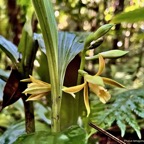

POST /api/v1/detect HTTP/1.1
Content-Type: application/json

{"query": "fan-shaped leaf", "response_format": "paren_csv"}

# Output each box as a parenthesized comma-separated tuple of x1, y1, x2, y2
(58, 32, 84, 83)
(34, 32, 84, 85)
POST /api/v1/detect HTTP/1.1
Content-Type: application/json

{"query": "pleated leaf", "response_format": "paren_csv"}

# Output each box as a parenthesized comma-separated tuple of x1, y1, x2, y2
(58, 32, 84, 83)
(35, 32, 84, 86)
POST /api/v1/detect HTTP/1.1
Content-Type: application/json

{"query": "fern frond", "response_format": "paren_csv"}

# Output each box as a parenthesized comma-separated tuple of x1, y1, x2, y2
(89, 88, 144, 139)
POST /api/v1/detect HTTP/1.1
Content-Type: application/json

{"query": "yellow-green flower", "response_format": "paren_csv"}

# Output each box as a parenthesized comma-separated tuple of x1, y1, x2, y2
(22, 75, 51, 101)
(62, 55, 125, 117)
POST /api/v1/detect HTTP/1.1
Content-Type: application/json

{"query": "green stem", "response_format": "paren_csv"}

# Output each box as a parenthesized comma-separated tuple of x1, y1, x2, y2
(51, 80, 61, 133)
(77, 49, 86, 84)
(75, 49, 87, 119)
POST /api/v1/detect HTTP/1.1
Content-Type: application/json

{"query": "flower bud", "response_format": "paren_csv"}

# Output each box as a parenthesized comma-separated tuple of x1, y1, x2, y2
(87, 38, 103, 50)
(84, 24, 114, 48)
(93, 24, 114, 40)
(85, 50, 129, 60)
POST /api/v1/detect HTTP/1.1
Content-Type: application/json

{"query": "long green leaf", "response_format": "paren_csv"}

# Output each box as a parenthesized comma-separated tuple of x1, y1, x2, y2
(0, 36, 19, 65)
(32, 0, 58, 71)
(32, 0, 60, 133)
(111, 7, 144, 23)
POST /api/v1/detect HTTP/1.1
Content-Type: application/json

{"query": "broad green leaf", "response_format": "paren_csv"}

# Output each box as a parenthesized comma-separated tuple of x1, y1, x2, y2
(111, 7, 144, 23)
(0, 35, 19, 65)
(13, 125, 86, 144)
(63, 125, 87, 144)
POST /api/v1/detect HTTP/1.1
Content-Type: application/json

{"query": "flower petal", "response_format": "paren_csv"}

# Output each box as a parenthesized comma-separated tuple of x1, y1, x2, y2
(102, 77, 125, 88)
(96, 54, 105, 76)
(62, 82, 86, 94)
(84, 84, 90, 117)
(20, 78, 31, 82)
(29, 75, 51, 86)
(26, 93, 47, 101)
(89, 83, 111, 103)
(85, 74, 104, 86)
(23, 86, 51, 94)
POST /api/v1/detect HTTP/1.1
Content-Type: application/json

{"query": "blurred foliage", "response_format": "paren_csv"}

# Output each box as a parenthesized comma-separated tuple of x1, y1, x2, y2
(0, 0, 144, 143)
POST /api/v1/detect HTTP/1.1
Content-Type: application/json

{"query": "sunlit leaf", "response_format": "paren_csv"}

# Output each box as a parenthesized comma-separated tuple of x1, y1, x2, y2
(111, 7, 144, 23)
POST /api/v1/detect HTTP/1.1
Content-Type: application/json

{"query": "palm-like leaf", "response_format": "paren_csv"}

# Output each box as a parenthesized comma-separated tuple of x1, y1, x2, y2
(35, 32, 84, 85)
(58, 32, 84, 84)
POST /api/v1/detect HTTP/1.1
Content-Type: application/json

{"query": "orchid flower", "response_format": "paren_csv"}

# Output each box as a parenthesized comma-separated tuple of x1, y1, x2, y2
(22, 75, 51, 101)
(62, 55, 125, 117)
